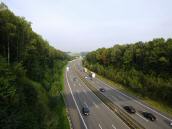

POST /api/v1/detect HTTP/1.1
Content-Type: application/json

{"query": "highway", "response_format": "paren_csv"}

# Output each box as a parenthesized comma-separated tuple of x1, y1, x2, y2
(64, 61, 130, 129)
(73, 58, 172, 129)
(64, 59, 172, 129)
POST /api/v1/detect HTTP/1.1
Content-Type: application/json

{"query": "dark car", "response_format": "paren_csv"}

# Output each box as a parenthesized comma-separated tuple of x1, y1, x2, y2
(99, 88, 105, 92)
(142, 112, 156, 121)
(169, 122, 172, 127)
(82, 106, 89, 116)
(170, 122, 172, 127)
(123, 106, 136, 114)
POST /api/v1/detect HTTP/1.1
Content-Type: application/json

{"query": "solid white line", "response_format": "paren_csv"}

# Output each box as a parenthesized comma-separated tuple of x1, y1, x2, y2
(95, 77, 172, 121)
(110, 96, 121, 107)
(66, 71, 88, 129)
(112, 124, 116, 129)
(111, 95, 118, 102)
(136, 113, 149, 122)
(93, 102, 99, 108)
(98, 124, 103, 129)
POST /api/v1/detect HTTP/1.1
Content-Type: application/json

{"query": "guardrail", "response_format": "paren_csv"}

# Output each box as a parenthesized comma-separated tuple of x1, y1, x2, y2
(72, 64, 145, 129)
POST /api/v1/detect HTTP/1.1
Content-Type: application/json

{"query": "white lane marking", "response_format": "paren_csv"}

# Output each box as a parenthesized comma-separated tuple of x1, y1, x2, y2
(93, 102, 99, 108)
(77, 76, 130, 129)
(66, 71, 88, 129)
(98, 124, 103, 129)
(111, 95, 118, 102)
(112, 124, 116, 129)
(84, 102, 88, 107)
(110, 96, 121, 107)
(136, 113, 148, 122)
(95, 77, 172, 121)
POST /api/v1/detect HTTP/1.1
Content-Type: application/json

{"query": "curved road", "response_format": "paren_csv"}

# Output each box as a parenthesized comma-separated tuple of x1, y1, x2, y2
(64, 61, 129, 129)
(74, 58, 172, 129)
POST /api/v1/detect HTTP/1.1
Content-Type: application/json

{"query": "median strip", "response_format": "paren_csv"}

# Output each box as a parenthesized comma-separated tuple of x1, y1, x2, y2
(73, 65, 145, 129)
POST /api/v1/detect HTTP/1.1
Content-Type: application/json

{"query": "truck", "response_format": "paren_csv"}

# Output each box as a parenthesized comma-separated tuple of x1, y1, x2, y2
(66, 66, 69, 71)
(89, 72, 96, 79)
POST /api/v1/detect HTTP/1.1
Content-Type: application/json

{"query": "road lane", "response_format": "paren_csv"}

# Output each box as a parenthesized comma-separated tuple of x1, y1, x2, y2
(74, 59, 172, 129)
(91, 77, 172, 129)
(64, 69, 85, 129)
(71, 71, 130, 129)
(66, 62, 130, 129)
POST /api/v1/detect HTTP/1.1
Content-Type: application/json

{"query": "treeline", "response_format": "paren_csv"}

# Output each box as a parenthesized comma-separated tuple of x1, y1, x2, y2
(0, 3, 70, 129)
(84, 38, 172, 105)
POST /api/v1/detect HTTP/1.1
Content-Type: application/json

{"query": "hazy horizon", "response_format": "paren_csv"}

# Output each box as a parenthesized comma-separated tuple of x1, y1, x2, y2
(3, 0, 172, 52)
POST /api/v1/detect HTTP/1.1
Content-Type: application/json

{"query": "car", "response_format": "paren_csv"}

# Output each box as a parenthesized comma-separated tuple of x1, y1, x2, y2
(170, 122, 172, 127)
(82, 106, 89, 116)
(123, 106, 136, 114)
(142, 112, 156, 121)
(99, 88, 105, 92)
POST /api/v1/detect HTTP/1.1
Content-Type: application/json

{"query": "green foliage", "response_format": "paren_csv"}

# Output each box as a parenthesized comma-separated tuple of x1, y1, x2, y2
(84, 38, 172, 106)
(0, 3, 70, 129)
(0, 56, 16, 100)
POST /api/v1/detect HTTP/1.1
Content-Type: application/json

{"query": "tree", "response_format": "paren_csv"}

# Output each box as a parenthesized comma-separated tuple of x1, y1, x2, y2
(84, 38, 172, 105)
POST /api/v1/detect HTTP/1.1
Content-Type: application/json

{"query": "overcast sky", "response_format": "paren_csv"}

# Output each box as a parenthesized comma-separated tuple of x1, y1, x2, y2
(3, 0, 172, 52)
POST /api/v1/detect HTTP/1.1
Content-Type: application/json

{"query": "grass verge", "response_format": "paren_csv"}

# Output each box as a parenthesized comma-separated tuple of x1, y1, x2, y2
(49, 63, 70, 129)
(57, 64, 70, 129)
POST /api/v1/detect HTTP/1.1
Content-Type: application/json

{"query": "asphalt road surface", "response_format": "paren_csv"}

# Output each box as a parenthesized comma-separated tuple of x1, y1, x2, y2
(64, 61, 130, 129)
(72, 58, 172, 129)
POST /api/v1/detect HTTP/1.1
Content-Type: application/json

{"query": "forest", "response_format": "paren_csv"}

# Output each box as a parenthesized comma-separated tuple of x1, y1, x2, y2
(0, 3, 70, 129)
(84, 38, 172, 106)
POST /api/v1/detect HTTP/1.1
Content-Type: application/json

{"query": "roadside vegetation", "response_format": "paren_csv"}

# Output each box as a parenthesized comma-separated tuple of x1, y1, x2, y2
(83, 38, 172, 113)
(95, 73, 172, 116)
(0, 3, 70, 129)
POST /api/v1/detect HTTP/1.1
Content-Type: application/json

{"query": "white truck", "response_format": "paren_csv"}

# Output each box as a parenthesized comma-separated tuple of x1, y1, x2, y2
(66, 66, 69, 71)
(89, 72, 96, 79)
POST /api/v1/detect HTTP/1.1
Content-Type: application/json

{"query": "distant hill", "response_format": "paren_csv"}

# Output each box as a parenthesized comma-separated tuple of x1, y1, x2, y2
(80, 52, 89, 56)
